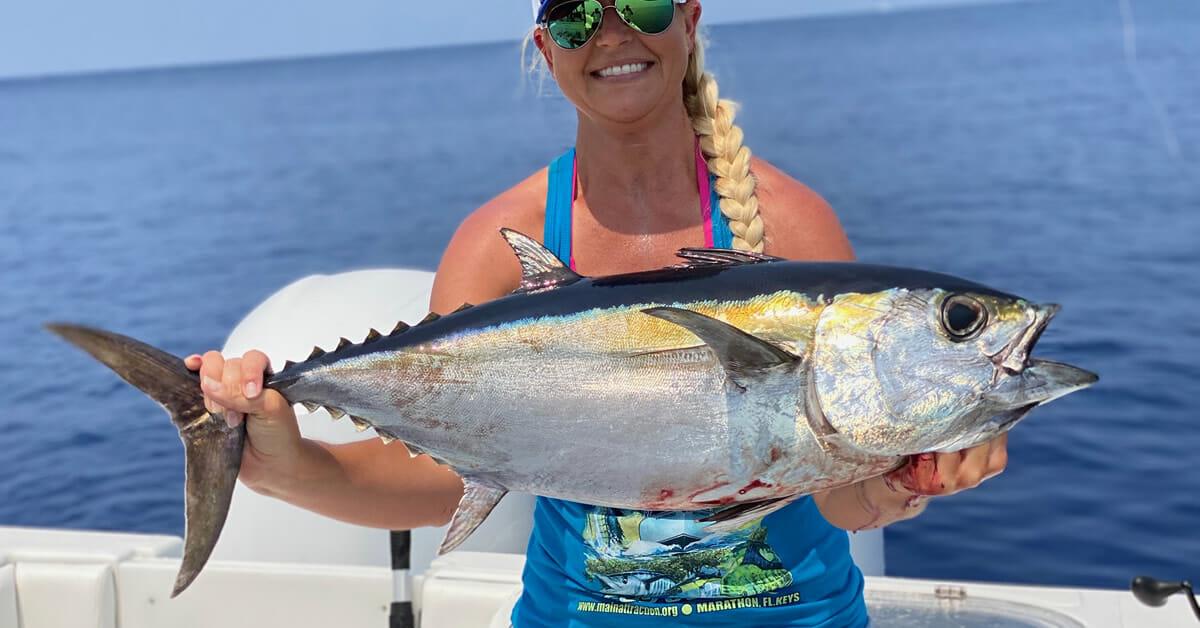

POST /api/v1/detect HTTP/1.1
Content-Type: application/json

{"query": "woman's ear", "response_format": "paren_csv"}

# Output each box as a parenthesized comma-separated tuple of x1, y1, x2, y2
(684, 0, 702, 47)
(534, 28, 555, 72)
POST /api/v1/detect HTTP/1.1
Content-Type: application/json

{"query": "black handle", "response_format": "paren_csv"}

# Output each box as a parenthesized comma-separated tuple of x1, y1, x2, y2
(1131, 576, 1200, 622)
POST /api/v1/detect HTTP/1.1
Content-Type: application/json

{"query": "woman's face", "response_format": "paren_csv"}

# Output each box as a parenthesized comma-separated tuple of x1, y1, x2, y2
(536, 1, 701, 126)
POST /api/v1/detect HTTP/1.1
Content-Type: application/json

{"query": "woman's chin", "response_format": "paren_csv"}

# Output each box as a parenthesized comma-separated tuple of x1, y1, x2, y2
(584, 97, 668, 126)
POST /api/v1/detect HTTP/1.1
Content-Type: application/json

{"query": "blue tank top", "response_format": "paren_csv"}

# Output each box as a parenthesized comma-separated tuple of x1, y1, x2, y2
(510, 148, 870, 627)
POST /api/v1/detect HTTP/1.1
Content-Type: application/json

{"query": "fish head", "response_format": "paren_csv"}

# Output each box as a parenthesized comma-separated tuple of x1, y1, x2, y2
(811, 288, 1097, 457)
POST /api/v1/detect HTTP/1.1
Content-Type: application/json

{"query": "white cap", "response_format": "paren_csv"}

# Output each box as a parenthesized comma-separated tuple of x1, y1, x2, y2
(531, 0, 540, 21)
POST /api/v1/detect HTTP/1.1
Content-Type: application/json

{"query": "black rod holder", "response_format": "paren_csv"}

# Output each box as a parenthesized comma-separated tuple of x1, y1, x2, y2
(1131, 576, 1200, 623)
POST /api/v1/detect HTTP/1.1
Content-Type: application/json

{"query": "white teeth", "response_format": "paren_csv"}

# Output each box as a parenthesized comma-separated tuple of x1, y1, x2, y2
(597, 62, 649, 78)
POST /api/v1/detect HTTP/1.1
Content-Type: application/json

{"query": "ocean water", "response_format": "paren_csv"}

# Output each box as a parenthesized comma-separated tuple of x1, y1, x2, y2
(2, 0, 1197, 591)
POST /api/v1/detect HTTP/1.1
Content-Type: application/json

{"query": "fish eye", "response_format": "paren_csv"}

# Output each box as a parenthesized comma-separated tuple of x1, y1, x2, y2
(941, 295, 987, 341)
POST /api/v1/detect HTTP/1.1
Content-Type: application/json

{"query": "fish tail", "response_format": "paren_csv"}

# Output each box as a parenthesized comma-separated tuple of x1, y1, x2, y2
(45, 323, 243, 597)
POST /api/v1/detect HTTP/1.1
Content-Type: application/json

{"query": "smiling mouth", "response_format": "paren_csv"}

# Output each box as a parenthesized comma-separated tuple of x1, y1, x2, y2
(592, 62, 653, 79)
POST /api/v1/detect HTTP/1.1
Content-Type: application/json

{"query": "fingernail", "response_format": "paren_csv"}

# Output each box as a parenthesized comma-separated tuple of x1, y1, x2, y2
(203, 376, 223, 394)
(244, 381, 259, 399)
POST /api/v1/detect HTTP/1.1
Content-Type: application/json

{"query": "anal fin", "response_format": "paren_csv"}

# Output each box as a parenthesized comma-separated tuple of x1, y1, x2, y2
(700, 495, 801, 535)
(438, 479, 508, 555)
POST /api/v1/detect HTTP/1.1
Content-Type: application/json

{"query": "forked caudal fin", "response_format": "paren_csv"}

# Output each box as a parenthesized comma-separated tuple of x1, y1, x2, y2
(45, 324, 243, 597)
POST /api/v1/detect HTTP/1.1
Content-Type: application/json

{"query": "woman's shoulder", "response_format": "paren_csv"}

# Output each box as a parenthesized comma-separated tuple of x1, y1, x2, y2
(429, 168, 551, 312)
(750, 157, 856, 262)
(458, 167, 550, 243)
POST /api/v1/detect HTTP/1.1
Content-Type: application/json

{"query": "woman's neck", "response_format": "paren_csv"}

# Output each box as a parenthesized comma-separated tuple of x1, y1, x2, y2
(573, 107, 700, 231)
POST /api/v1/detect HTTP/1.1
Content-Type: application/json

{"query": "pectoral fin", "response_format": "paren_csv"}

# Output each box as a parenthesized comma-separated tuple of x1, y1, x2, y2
(641, 307, 801, 388)
(437, 479, 508, 555)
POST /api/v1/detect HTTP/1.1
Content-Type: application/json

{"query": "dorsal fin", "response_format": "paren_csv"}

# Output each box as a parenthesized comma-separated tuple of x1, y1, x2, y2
(419, 312, 441, 325)
(500, 228, 583, 295)
(364, 328, 383, 343)
(390, 321, 411, 336)
(452, 302, 474, 314)
(335, 337, 352, 351)
(307, 346, 326, 360)
(675, 248, 785, 268)
(283, 360, 297, 371)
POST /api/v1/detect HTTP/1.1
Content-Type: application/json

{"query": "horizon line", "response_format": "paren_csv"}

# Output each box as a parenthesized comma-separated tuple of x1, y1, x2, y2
(0, 0, 1037, 86)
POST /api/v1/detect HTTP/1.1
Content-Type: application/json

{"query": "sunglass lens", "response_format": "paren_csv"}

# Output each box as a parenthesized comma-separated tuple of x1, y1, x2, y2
(547, 0, 603, 49)
(616, 0, 677, 35)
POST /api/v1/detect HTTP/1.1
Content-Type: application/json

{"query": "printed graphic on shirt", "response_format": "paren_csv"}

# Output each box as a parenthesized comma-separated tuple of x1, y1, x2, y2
(582, 508, 793, 602)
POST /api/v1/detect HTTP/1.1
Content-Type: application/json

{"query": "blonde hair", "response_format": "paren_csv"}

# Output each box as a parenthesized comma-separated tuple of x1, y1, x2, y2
(684, 33, 763, 253)
(522, 15, 764, 253)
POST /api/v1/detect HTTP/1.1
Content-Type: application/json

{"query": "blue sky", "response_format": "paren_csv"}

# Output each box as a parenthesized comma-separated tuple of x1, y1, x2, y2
(0, 0, 1002, 79)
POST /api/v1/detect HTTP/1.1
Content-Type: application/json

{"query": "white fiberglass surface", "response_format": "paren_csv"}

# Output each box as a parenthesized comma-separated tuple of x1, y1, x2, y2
(866, 591, 1085, 628)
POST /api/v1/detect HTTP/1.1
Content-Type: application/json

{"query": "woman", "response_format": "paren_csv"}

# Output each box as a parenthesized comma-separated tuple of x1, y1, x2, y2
(190, 1, 1008, 625)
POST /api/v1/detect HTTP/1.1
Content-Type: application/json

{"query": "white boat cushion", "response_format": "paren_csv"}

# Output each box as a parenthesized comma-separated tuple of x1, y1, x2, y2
(15, 562, 115, 628)
(215, 270, 535, 572)
(0, 564, 17, 628)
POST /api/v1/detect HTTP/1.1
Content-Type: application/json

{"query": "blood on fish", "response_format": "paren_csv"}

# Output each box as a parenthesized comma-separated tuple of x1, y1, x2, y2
(887, 452, 942, 495)
(687, 481, 730, 503)
(738, 479, 773, 495)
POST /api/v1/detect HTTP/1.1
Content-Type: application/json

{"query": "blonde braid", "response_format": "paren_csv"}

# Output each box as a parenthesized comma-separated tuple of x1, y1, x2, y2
(684, 36, 764, 253)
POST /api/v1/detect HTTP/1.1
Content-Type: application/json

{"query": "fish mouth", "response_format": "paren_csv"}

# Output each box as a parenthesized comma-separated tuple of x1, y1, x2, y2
(993, 303, 1060, 374)
(986, 303, 1098, 406)
(1022, 358, 1100, 401)
(987, 358, 1099, 411)
(994, 401, 1040, 429)
(948, 360, 1097, 452)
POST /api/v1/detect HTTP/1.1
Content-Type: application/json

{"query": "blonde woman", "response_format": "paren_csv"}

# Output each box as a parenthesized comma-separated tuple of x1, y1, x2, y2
(191, 1, 1008, 625)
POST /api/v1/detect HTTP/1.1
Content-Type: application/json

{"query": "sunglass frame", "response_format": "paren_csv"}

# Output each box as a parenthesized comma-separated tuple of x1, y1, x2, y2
(540, 0, 689, 50)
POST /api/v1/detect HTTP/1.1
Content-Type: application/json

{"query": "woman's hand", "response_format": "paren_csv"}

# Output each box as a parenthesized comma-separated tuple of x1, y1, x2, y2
(182, 350, 463, 529)
(885, 434, 1009, 497)
(184, 350, 305, 493)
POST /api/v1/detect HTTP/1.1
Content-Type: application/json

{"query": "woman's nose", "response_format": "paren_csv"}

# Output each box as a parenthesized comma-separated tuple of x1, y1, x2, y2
(593, 4, 635, 46)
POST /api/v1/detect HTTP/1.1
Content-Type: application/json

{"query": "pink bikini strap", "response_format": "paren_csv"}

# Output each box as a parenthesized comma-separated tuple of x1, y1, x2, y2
(695, 139, 716, 248)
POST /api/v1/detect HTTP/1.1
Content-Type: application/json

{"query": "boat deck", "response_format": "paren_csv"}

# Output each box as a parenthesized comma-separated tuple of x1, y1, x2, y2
(1, 526, 1194, 627)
